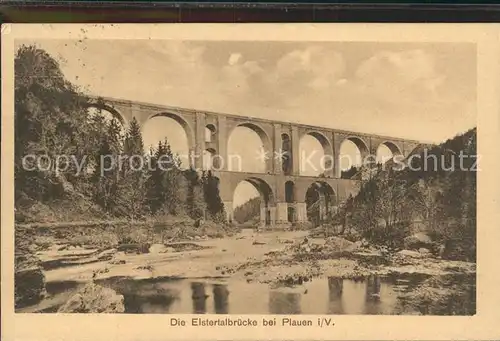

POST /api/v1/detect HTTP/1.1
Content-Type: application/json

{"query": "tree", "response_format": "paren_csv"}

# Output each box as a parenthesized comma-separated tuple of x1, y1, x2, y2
(146, 140, 169, 214)
(202, 171, 225, 222)
(305, 187, 321, 226)
(163, 153, 187, 215)
(350, 177, 379, 240)
(123, 118, 144, 162)
(373, 173, 414, 247)
(341, 166, 360, 179)
(91, 118, 123, 213)
(116, 117, 146, 218)
(335, 194, 353, 235)
(414, 178, 445, 232)
(145, 139, 186, 216)
(185, 168, 206, 221)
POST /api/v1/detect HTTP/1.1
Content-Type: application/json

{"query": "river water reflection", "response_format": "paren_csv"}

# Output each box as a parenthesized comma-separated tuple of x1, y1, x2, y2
(81, 274, 427, 315)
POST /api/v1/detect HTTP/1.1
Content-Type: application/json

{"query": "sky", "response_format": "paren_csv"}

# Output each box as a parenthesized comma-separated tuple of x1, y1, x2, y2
(17, 39, 477, 208)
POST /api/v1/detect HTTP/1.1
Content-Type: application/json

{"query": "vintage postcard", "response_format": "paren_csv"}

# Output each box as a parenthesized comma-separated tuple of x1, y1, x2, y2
(2, 23, 500, 340)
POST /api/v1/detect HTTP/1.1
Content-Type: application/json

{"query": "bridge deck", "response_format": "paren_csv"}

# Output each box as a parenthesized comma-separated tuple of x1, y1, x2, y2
(87, 95, 423, 144)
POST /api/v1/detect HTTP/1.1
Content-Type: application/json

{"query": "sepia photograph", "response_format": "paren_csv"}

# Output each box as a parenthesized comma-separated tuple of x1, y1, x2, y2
(2, 22, 500, 341)
(11, 35, 479, 316)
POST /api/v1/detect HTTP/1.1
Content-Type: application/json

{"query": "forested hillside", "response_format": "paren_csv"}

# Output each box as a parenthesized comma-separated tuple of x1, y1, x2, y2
(14, 45, 226, 224)
(233, 197, 261, 224)
(333, 128, 477, 261)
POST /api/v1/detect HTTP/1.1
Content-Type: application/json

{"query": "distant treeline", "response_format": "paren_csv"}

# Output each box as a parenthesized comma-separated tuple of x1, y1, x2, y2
(233, 197, 261, 224)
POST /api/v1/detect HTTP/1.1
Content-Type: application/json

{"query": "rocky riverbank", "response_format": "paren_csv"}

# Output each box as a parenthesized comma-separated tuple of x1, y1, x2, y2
(14, 219, 235, 309)
(16, 227, 476, 314)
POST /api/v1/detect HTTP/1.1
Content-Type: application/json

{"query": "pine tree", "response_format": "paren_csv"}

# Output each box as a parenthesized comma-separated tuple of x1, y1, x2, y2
(164, 149, 186, 216)
(92, 118, 123, 213)
(185, 168, 206, 221)
(145, 140, 167, 214)
(117, 117, 146, 218)
(144, 138, 186, 217)
(123, 118, 144, 165)
(202, 171, 225, 222)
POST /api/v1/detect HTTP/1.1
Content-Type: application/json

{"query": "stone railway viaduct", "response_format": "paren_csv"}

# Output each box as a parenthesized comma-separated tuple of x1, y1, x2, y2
(88, 96, 421, 227)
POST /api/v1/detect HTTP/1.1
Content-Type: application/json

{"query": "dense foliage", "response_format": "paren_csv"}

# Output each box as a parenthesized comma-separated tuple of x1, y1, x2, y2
(14, 45, 226, 223)
(341, 166, 361, 179)
(334, 129, 477, 261)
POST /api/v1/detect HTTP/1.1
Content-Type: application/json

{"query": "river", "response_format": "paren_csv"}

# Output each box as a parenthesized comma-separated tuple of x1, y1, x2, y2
(19, 229, 476, 315)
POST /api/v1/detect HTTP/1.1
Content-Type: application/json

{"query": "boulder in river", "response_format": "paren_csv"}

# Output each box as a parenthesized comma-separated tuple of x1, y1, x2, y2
(325, 236, 358, 252)
(404, 232, 433, 250)
(419, 248, 431, 256)
(149, 243, 167, 254)
(15, 265, 46, 309)
(57, 282, 125, 313)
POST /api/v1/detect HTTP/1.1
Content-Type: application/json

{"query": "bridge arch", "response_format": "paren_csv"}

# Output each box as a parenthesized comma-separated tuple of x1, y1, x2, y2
(145, 112, 195, 161)
(339, 136, 370, 177)
(343, 136, 369, 156)
(378, 140, 402, 158)
(241, 177, 275, 206)
(299, 130, 334, 176)
(227, 122, 273, 173)
(232, 177, 275, 226)
(304, 181, 337, 226)
(376, 140, 402, 165)
(86, 103, 126, 126)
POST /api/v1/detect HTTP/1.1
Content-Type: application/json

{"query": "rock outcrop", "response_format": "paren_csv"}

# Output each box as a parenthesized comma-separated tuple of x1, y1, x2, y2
(15, 226, 46, 309)
(325, 236, 358, 252)
(57, 282, 125, 313)
(15, 265, 46, 309)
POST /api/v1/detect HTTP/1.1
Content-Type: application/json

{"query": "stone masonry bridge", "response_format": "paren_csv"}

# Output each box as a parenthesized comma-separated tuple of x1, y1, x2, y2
(87, 96, 421, 227)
